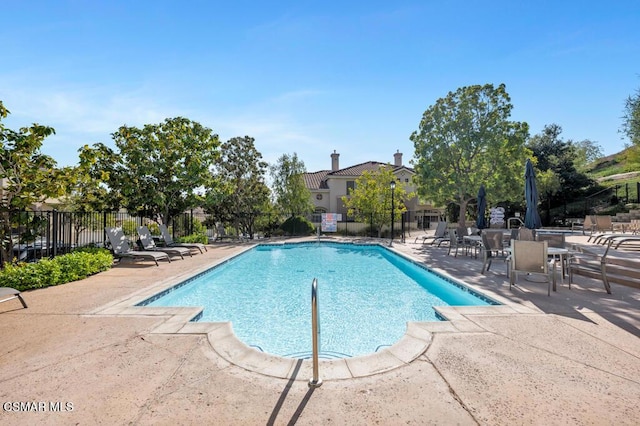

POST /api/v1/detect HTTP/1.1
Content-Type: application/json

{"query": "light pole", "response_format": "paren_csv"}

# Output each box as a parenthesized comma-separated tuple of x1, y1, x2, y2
(390, 180, 396, 246)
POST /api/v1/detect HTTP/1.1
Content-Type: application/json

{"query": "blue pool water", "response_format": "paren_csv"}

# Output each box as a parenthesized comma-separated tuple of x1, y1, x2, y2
(142, 242, 497, 358)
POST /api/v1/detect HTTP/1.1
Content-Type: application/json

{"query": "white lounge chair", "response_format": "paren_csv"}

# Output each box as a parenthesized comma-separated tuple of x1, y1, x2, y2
(105, 227, 170, 266)
(0, 287, 28, 308)
(158, 224, 207, 254)
(415, 221, 448, 245)
(137, 226, 192, 259)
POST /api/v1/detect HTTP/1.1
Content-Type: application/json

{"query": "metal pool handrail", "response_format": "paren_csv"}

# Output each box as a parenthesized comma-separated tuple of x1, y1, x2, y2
(308, 278, 322, 388)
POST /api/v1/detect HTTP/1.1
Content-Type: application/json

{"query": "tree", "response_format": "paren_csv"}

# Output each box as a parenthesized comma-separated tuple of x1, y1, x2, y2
(527, 124, 595, 220)
(0, 101, 72, 264)
(269, 152, 313, 217)
(410, 83, 530, 227)
(536, 168, 562, 225)
(571, 139, 603, 171)
(83, 117, 220, 225)
(207, 136, 270, 239)
(621, 85, 640, 164)
(341, 166, 411, 237)
(621, 85, 640, 146)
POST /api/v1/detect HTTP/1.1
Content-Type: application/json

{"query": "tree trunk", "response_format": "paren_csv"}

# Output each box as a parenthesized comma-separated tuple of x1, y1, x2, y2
(458, 199, 468, 228)
(0, 211, 13, 267)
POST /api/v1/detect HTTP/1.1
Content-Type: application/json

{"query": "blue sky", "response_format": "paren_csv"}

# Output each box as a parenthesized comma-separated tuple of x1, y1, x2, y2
(2, 1, 639, 173)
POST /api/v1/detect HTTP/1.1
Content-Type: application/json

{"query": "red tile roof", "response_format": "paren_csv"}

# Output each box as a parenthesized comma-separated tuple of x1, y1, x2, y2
(303, 170, 330, 189)
(303, 161, 414, 189)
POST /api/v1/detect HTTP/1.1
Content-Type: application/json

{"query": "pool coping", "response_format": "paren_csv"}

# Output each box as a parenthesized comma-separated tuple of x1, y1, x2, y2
(90, 241, 537, 381)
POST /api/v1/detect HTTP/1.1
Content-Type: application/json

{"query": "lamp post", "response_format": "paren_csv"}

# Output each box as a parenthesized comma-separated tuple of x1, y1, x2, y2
(390, 180, 396, 246)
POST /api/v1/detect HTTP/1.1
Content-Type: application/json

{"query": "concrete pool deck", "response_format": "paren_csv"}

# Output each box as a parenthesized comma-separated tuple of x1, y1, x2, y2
(1, 235, 639, 424)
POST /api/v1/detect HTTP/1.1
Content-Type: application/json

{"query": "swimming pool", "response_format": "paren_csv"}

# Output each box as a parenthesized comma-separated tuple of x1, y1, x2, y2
(141, 242, 497, 358)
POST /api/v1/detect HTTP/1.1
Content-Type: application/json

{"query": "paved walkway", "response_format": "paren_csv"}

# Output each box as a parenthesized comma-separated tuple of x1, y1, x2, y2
(1, 236, 639, 425)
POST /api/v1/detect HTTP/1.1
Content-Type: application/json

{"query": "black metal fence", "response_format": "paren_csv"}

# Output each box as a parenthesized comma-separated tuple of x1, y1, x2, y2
(2, 208, 451, 266)
(584, 182, 640, 215)
(0, 210, 215, 266)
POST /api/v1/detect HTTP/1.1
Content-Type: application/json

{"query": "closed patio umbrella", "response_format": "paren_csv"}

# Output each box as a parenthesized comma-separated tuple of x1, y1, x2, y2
(476, 185, 487, 229)
(524, 159, 542, 229)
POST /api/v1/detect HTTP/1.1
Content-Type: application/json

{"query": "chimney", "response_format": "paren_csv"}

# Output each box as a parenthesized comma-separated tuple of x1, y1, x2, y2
(331, 150, 340, 171)
(394, 150, 402, 167)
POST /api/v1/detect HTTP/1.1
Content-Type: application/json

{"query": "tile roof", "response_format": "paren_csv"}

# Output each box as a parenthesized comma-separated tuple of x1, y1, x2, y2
(328, 161, 388, 176)
(303, 161, 415, 189)
(303, 170, 330, 189)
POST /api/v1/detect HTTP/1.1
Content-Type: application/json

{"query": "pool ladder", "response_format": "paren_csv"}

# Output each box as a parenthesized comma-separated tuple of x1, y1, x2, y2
(309, 278, 322, 388)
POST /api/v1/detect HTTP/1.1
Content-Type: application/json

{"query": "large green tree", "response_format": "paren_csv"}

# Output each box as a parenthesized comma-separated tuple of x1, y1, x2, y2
(0, 101, 72, 264)
(527, 124, 596, 219)
(207, 136, 270, 238)
(269, 152, 313, 217)
(341, 166, 411, 237)
(571, 139, 603, 171)
(83, 117, 220, 225)
(621, 85, 640, 164)
(410, 83, 530, 227)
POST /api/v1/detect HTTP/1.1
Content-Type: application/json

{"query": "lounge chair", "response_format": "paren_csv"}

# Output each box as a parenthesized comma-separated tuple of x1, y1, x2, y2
(0, 287, 28, 309)
(509, 240, 556, 296)
(414, 221, 447, 245)
(105, 227, 170, 266)
(572, 215, 596, 235)
(137, 226, 192, 259)
(158, 224, 207, 254)
(216, 225, 235, 241)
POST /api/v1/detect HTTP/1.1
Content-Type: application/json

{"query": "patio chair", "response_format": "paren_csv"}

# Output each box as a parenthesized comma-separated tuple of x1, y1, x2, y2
(216, 225, 235, 241)
(105, 227, 170, 266)
(572, 215, 596, 235)
(481, 230, 509, 274)
(447, 228, 465, 257)
(414, 221, 447, 245)
(136, 226, 192, 259)
(537, 233, 567, 276)
(536, 233, 565, 248)
(594, 215, 625, 233)
(158, 224, 207, 254)
(518, 228, 536, 241)
(509, 240, 556, 296)
(0, 287, 28, 309)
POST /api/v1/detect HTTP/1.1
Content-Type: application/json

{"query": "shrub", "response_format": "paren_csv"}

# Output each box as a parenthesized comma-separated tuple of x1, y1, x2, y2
(0, 248, 113, 292)
(146, 222, 160, 235)
(280, 216, 315, 236)
(191, 218, 207, 235)
(176, 233, 208, 244)
(121, 219, 138, 237)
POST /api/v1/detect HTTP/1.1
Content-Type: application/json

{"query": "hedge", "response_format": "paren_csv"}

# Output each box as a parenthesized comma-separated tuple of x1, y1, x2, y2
(280, 216, 316, 236)
(0, 248, 114, 292)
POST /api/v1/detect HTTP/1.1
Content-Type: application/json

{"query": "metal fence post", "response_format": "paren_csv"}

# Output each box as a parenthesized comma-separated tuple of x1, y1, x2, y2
(51, 210, 58, 258)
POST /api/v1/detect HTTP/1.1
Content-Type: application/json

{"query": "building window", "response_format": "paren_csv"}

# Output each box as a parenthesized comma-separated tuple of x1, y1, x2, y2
(346, 181, 355, 195)
(316, 194, 323, 200)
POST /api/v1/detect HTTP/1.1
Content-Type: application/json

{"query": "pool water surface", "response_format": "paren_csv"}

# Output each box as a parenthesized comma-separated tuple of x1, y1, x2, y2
(142, 242, 496, 358)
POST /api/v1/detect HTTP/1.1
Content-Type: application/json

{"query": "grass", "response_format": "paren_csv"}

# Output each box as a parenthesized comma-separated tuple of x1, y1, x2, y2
(583, 147, 640, 206)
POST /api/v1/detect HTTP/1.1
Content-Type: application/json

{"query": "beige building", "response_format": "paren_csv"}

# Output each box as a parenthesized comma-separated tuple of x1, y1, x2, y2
(303, 150, 444, 229)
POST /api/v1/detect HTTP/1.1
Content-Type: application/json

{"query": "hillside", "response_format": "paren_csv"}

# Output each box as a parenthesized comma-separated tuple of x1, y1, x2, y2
(582, 146, 640, 209)
(585, 146, 639, 179)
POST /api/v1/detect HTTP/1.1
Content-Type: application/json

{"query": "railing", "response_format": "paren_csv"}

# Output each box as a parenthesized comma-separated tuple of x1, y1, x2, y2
(507, 217, 524, 229)
(0, 210, 216, 267)
(308, 278, 322, 388)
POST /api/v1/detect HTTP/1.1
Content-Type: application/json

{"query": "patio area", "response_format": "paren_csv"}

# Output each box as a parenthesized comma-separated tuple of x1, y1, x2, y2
(1, 235, 639, 425)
